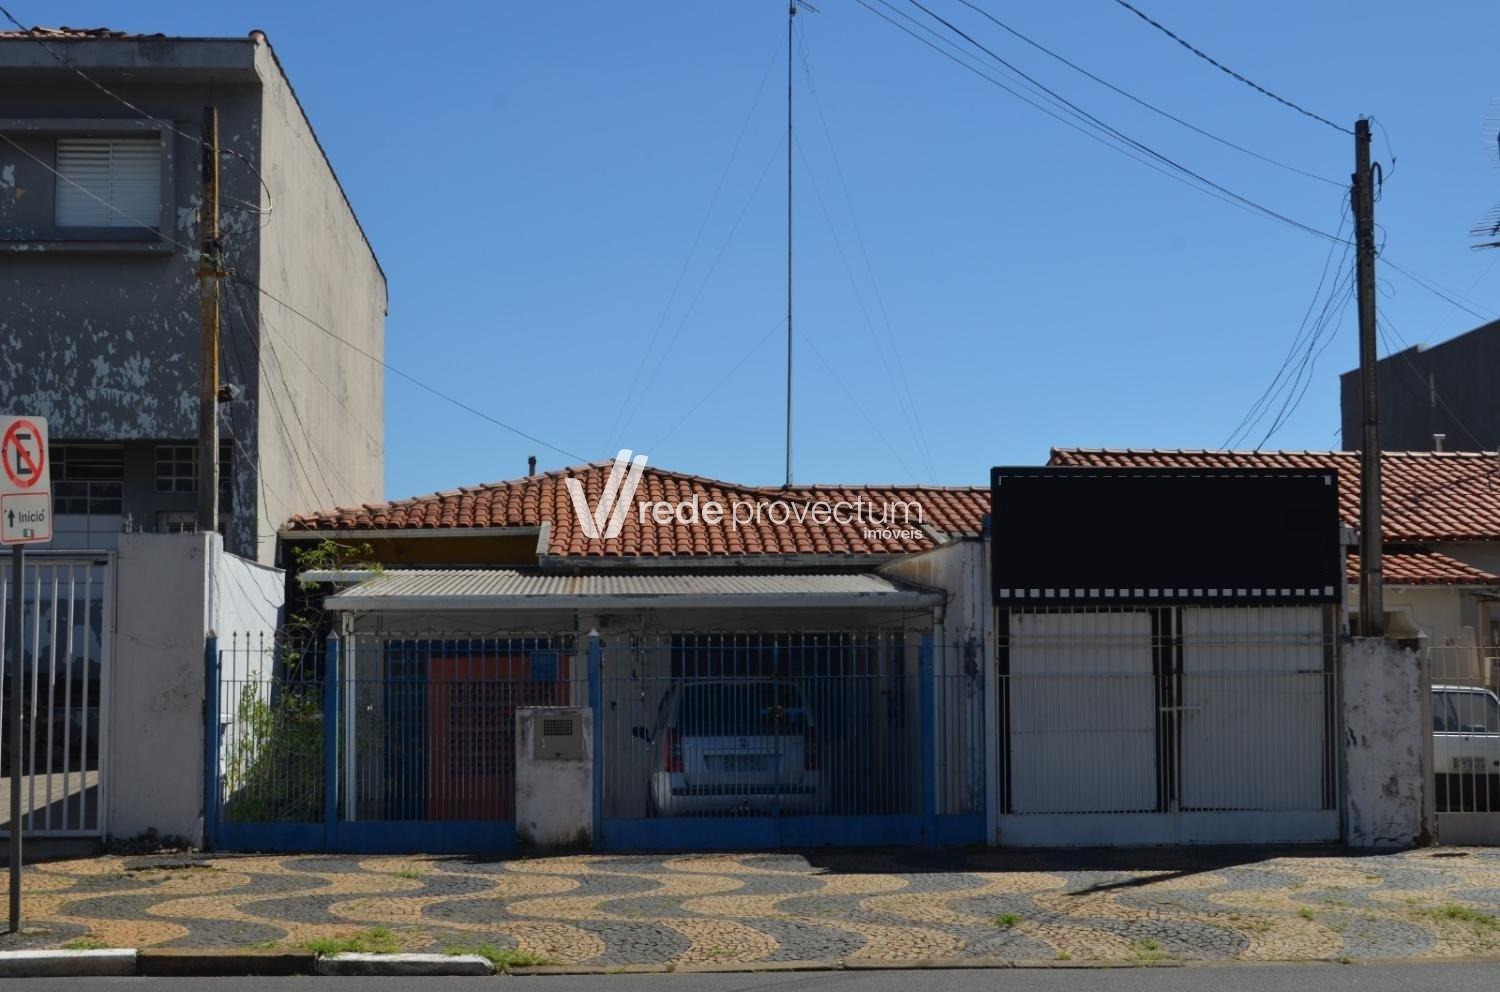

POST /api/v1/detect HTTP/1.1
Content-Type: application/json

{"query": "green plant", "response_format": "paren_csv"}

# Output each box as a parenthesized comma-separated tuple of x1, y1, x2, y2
(62, 937, 106, 951)
(221, 676, 324, 823)
(395, 869, 423, 880)
(446, 944, 551, 970)
(1054, 951, 1072, 961)
(305, 928, 400, 956)
(1425, 904, 1498, 928)
(1128, 938, 1171, 963)
(993, 913, 1021, 928)
(1298, 907, 1315, 921)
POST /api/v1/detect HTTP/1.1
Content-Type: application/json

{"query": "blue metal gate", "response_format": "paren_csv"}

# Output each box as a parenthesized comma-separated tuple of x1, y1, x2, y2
(593, 631, 984, 850)
(208, 629, 984, 853)
(208, 632, 577, 853)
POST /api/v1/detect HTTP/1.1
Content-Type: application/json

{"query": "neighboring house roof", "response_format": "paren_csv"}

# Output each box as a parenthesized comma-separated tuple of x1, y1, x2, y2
(1050, 448, 1500, 543)
(286, 462, 990, 559)
(1353, 550, 1499, 587)
(0, 26, 156, 39)
(326, 570, 944, 612)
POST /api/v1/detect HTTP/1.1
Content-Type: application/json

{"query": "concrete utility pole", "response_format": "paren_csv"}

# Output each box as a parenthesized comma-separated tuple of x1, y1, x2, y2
(1353, 118, 1383, 636)
(198, 105, 222, 534)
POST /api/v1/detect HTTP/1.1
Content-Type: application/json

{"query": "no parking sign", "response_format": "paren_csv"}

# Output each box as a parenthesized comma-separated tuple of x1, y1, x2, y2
(0, 416, 51, 545)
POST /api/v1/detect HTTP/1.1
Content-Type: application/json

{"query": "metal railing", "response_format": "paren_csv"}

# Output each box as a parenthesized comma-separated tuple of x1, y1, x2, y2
(599, 632, 984, 823)
(998, 605, 1338, 817)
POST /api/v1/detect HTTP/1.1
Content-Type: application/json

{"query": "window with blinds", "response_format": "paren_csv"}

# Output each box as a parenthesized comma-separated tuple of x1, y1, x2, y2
(54, 137, 162, 229)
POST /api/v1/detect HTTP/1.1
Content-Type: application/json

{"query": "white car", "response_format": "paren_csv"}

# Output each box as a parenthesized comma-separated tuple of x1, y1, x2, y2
(1432, 684, 1500, 813)
(636, 679, 819, 817)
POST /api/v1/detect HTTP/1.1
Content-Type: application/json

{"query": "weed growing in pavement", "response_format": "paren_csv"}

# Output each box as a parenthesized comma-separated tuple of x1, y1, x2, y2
(395, 869, 423, 880)
(1128, 938, 1172, 963)
(62, 938, 107, 951)
(445, 944, 550, 970)
(1297, 907, 1315, 920)
(1426, 904, 1497, 928)
(304, 927, 400, 956)
(993, 913, 1021, 928)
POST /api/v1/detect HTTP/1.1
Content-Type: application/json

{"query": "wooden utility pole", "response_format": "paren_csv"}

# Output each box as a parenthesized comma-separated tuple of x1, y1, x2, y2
(1353, 118, 1383, 636)
(198, 105, 222, 534)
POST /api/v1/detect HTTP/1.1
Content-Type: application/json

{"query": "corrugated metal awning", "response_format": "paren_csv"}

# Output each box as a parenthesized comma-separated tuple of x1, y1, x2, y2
(326, 570, 943, 612)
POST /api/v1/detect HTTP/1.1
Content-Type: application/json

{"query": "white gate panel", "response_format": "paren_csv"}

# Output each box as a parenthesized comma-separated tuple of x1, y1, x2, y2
(1179, 607, 1328, 812)
(1007, 611, 1156, 814)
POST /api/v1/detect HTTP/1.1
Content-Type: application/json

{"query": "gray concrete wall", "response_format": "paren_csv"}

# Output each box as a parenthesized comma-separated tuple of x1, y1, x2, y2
(107, 531, 281, 844)
(1339, 319, 1500, 451)
(0, 36, 385, 563)
(1341, 636, 1430, 847)
(251, 39, 385, 560)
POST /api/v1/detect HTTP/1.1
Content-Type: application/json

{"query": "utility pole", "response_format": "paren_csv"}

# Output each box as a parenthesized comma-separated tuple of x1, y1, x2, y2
(7, 541, 21, 932)
(785, 1, 796, 488)
(198, 106, 222, 535)
(1353, 117, 1383, 636)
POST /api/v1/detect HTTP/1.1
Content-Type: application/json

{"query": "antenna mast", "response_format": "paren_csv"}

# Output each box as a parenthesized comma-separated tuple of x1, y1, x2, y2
(785, 0, 796, 487)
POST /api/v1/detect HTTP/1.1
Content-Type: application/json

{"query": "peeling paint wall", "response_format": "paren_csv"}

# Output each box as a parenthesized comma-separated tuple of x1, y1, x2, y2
(0, 37, 385, 563)
(1341, 636, 1429, 847)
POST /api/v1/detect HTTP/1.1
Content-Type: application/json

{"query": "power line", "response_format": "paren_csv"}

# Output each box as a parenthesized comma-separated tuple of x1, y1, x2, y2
(952, 0, 1342, 186)
(2, 119, 583, 471)
(797, 327, 921, 481)
(649, 317, 785, 452)
(0, 3, 273, 218)
(852, 0, 1347, 245)
(901, 0, 1345, 244)
(602, 30, 786, 457)
(797, 24, 940, 481)
(609, 133, 788, 449)
(1110, 0, 1351, 135)
(1223, 196, 1352, 448)
(229, 272, 589, 464)
(1381, 257, 1498, 324)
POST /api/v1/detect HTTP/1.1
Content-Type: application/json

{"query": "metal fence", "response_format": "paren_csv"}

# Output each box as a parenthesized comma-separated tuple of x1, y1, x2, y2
(0, 557, 111, 837)
(1428, 644, 1500, 828)
(596, 631, 984, 848)
(212, 628, 983, 852)
(998, 605, 1338, 818)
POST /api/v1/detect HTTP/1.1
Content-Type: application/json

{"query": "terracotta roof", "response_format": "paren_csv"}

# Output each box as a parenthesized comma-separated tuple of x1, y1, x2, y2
(1049, 448, 1500, 543)
(1353, 550, 1499, 587)
(0, 26, 162, 40)
(286, 462, 990, 559)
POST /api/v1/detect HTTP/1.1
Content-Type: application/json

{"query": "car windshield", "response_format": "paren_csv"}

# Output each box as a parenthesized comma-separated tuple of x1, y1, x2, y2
(677, 682, 808, 736)
(1447, 691, 1500, 733)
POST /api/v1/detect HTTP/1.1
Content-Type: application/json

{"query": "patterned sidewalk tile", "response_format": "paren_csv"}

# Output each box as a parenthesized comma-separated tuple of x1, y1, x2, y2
(0, 848, 1496, 964)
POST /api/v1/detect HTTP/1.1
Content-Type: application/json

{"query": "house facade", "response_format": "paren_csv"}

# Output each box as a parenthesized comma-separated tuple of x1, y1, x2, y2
(0, 26, 385, 562)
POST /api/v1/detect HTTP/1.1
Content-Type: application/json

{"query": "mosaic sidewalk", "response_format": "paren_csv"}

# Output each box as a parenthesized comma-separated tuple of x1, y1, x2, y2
(3, 848, 1499, 966)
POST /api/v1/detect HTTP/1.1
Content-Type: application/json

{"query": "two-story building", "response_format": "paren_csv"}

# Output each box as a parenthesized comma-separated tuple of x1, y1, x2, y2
(0, 26, 385, 562)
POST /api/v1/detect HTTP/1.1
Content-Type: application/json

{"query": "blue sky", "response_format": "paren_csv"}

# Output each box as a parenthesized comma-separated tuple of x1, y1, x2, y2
(33, 1, 1500, 498)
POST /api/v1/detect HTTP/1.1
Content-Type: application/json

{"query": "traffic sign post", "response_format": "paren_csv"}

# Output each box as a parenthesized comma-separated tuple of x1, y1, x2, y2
(1, 415, 48, 934)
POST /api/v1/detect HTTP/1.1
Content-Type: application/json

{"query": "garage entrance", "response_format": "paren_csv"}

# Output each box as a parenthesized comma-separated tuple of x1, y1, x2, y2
(997, 606, 1340, 846)
(596, 631, 984, 850)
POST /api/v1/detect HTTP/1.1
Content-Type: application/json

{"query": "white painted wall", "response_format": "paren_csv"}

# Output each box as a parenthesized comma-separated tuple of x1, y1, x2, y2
(1341, 637, 1429, 847)
(108, 533, 281, 844)
(514, 707, 593, 851)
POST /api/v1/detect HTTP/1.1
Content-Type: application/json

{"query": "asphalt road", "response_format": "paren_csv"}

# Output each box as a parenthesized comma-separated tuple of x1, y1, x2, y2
(7, 963, 1500, 991)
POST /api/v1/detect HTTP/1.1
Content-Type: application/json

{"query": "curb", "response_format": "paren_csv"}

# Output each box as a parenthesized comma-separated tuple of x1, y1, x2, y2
(0, 950, 137, 978)
(315, 953, 494, 977)
(137, 948, 317, 977)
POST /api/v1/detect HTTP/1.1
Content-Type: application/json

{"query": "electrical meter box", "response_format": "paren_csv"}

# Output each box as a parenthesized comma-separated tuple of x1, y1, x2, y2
(533, 709, 586, 761)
